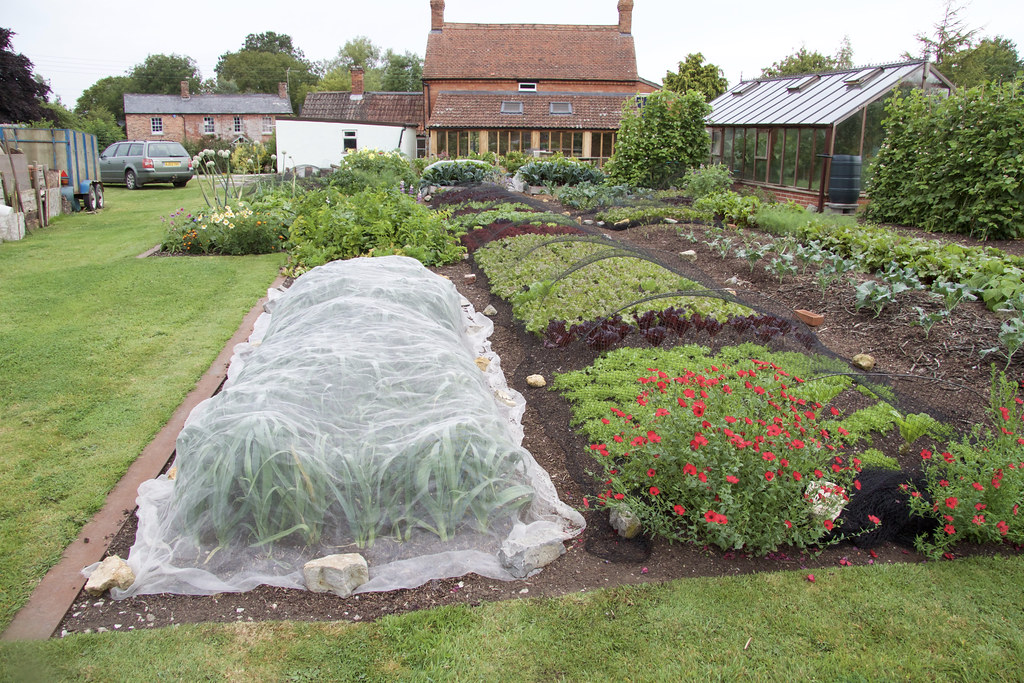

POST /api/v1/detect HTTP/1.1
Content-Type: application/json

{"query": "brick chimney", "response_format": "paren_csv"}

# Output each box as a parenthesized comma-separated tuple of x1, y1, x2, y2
(617, 0, 633, 34)
(180, 80, 190, 99)
(430, 0, 445, 31)
(351, 67, 364, 99)
(278, 81, 288, 99)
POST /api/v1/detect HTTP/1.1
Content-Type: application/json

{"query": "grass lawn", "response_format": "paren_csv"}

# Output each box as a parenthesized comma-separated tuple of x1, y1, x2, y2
(1, 556, 1022, 680)
(0, 184, 284, 631)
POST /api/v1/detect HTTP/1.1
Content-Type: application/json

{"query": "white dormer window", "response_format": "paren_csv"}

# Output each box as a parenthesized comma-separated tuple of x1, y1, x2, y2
(844, 67, 883, 87)
(518, 82, 537, 92)
(787, 75, 820, 92)
(549, 102, 573, 115)
(501, 101, 524, 114)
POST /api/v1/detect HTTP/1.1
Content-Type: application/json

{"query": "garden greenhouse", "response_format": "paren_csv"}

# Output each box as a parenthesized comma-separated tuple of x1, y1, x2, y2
(706, 59, 952, 209)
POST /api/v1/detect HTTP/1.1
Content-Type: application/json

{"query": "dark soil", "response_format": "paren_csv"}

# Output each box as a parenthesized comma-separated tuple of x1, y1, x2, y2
(58, 192, 1023, 637)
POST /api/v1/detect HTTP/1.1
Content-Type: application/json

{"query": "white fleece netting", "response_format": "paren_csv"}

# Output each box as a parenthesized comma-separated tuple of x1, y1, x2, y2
(106, 256, 583, 597)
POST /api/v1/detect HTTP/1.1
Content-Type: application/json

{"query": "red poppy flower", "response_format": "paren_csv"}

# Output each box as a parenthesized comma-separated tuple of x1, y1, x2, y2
(944, 524, 956, 535)
(765, 471, 775, 482)
(920, 449, 932, 460)
(649, 486, 660, 496)
(939, 479, 949, 487)
(614, 493, 625, 500)
(868, 515, 881, 525)
(762, 452, 776, 461)
(647, 468, 656, 477)
(1000, 406, 1011, 421)
(823, 519, 834, 531)
(704, 510, 716, 523)
(972, 482, 985, 491)
(673, 504, 686, 515)
(677, 398, 688, 408)
(997, 520, 1009, 536)
(726, 475, 739, 484)
(683, 463, 698, 476)
(601, 418, 610, 425)
(793, 471, 802, 481)
(814, 469, 823, 478)
(945, 497, 958, 509)
(647, 431, 662, 444)
(854, 480, 862, 490)
(692, 401, 706, 418)
(654, 408, 670, 417)
(975, 503, 986, 511)
(972, 515, 985, 525)
(583, 497, 589, 509)
(943, 452, 955, 464)
(698, 472, 708, 483)
(784, 520, 793, 529)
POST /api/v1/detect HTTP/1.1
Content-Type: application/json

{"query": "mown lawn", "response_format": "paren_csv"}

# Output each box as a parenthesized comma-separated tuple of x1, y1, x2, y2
(2, 556, 1022, 681)
(0, 184, 284, 630)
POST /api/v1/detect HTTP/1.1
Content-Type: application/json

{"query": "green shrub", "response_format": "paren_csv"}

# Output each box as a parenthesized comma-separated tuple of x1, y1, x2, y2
(557, 182, 637, 210)
(692, 191, 761, 227)
(517, 157, 605, 187)
(866, 80, 1024, 240)
(500, 151, 528, 175)
(287, 187, 462, 274)
(420, 159, 500, 188)
(160, 202, 288, 255)
(751, 203, 817, 235)
(329, 149, 416, 195)
(230, 140, 275, 174)
(679, 163, 733, 199)
(605, 90, 712, 189)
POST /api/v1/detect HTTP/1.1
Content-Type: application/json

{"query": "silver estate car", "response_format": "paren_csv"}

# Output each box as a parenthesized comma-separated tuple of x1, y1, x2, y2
(99, 140, 194, 189)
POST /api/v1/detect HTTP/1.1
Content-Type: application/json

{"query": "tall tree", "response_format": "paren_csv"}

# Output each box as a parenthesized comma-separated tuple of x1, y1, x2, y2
(75, 75, 132, 121)
(380, 50, 423, 92)
(946, 36, 1022, 87)
(216, 33, 317, 111)
(325, 36, 382, 72)
(663, 53, 728, 102)
(760, 46, 841, 78)
(0, 28, 51, 123)
(129, 54, 202, 95)
(907, 0, 978, 70)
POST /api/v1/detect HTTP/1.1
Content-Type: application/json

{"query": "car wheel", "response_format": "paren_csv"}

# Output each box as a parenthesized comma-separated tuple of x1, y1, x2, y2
(172, 180, 188, 188)
(84, 186, 97, 211)
(94, 184, 105, 209)
(125, 169, 138, 190)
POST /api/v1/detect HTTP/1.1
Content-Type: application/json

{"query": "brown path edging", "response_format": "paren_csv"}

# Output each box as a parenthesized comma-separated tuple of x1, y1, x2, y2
(1, 276, 285, 641)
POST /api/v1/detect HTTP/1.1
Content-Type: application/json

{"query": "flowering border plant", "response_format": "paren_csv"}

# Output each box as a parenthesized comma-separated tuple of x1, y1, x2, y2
(584, 353, 863, 555)
(906, 369, 1024, 558)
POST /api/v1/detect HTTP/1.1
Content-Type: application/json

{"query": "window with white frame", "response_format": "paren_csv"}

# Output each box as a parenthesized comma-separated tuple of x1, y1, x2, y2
(518, 82, 537, 92)
(151, 117, 163, 134)
(203, 116, 215, 134)
(233, 116, 242, 133)
(343, 130, 357, 152)
(262, 116, 273, 134)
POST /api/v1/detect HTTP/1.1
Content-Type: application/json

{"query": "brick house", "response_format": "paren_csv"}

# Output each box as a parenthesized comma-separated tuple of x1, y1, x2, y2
(423, 0, 657, 163)
(123, 82, 293, 144)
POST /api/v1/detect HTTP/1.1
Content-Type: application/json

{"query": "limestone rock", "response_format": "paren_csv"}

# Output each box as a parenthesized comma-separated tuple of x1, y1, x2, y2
(475, 356, 492, 372)
(526, 374, 546, 388)
(679, 249, 698, 262)
(494, 389, 517, 407)
(852, 353, 876, 371)
(610, 507, 642, 539)
(482, 305, 497, 316)
(498, 522, 567, 578)
(664, 218, 678, 224)
(166, 466, 177, 481)
(583, 219, 595, 225)
(303, 554, 369, 598)
(85, 556, 135, 596)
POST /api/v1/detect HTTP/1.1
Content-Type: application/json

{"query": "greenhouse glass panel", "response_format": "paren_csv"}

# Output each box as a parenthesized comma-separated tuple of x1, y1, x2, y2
(783, 129, 799, 186)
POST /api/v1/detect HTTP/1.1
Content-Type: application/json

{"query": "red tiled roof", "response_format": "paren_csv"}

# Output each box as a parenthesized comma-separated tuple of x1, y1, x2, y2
(427, 91, 635, 130)
(299, 92, 423, 126)
(423, 23, 638, 81)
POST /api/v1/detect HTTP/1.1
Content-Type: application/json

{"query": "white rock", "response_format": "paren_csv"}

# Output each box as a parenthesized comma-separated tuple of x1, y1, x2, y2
(499, 522, 567, 578)
(85, 556, 135, 596)
(463, 273, 477, 284)
(664, 218, 679, 224)
(583, 219, 595, 225)
(482, 305, 498, 316)
(526, 374, 546, 388)
(610, 507, 642, 538)
(679, 250, 698, 262)
(303, 554, 369, 598)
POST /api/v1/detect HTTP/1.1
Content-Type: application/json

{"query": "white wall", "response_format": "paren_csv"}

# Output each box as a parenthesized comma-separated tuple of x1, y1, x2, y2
(274, 119, 418, 170)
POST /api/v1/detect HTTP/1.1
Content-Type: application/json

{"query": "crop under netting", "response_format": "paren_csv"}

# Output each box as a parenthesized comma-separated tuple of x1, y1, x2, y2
(109, 256, 584, 597)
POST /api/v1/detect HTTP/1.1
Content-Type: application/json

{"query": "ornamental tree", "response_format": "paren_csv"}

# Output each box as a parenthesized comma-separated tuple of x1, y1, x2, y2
(605, 89, 711, 189)
(0, 27, 51, 124)
(663, 53, 728, 102)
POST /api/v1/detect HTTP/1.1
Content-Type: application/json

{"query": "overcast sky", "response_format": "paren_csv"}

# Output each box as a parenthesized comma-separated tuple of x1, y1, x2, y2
(6, 0, 1022, 106)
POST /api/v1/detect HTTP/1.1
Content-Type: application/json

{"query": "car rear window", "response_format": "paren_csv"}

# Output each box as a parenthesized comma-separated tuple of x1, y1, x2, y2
(147, 143, 189, 157)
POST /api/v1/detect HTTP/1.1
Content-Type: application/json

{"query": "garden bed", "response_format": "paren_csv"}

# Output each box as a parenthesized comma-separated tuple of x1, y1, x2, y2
(57, 198, 1023, 636)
